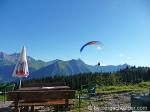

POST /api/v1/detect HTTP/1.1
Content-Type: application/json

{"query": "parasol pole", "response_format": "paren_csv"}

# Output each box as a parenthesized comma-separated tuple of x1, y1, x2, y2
(19, 78, 22, 89)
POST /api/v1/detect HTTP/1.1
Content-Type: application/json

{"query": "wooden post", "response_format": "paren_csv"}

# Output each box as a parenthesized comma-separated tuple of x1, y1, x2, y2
(19, 78, 22, 89)
(78, 92, 81, 112)
(31, 106, 34, 112)
(14, 93, 20, 112)
(14, 103, 19, 112)
(65, 99, 69, 109)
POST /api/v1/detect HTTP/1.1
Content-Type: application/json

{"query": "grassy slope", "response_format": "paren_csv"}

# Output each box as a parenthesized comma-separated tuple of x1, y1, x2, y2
(71, 81, 150, 112)
(96, 81, 150, 94)
(0, 95, 4, 102)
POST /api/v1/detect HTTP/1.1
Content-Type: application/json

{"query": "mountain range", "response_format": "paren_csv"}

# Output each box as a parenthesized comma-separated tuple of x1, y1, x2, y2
(0, 52, 129, 81)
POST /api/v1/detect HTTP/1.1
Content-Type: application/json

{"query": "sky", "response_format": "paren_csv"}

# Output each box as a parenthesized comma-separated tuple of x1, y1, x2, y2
(0, 0, 150, 66)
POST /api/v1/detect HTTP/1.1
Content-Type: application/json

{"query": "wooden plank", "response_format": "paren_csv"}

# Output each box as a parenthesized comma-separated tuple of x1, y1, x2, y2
(22, 82, 66, 87)
(17, 100, 73, 106)
(7, 90, 75, 101)
(18, 86, 70, 91)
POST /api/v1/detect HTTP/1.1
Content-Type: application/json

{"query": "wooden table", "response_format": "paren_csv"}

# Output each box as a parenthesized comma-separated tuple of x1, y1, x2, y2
(7, 86, 75, 112)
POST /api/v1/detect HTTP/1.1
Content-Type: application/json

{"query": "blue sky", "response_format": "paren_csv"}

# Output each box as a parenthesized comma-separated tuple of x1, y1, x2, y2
(0, 0, 150, 66)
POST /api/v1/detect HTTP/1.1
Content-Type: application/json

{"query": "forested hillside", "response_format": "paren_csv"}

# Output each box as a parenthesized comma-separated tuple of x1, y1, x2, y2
(23, 66, 150, 90)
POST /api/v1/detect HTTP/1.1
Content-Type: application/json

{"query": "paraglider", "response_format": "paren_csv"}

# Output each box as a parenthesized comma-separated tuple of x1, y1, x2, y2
(80, 41, 103, 52)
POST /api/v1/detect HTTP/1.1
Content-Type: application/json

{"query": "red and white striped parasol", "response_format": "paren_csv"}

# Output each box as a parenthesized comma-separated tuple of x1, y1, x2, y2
(13, 46, 29, 88)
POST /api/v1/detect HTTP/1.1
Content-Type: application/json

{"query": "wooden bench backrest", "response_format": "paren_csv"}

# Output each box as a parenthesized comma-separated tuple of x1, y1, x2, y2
(22, 82, 66, 87)
(7, 90, 75, 101)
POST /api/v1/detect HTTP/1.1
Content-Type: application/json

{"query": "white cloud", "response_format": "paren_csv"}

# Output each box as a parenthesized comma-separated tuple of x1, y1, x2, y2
(119, 53, 125, 57)
(83, 60, 88, 63)
(97, 46, 102, 50)
(117, 53, 132, 60)
(127, 57, 132, 60)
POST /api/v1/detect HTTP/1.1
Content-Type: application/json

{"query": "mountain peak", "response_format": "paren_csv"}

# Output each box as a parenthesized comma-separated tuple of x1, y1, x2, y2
(0, 51, 5, 54)
(69, 59, 84, 62)
(77, 58, 84, 63)
(0, 52, 8, 57)
(0, 51, 132, 81)
(55, 59, 63, 62)
(10, 53, 20, 56)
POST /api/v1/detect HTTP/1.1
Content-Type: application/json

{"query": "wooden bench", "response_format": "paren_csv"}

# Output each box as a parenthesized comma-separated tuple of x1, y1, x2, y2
(8, 90, 75, 112)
